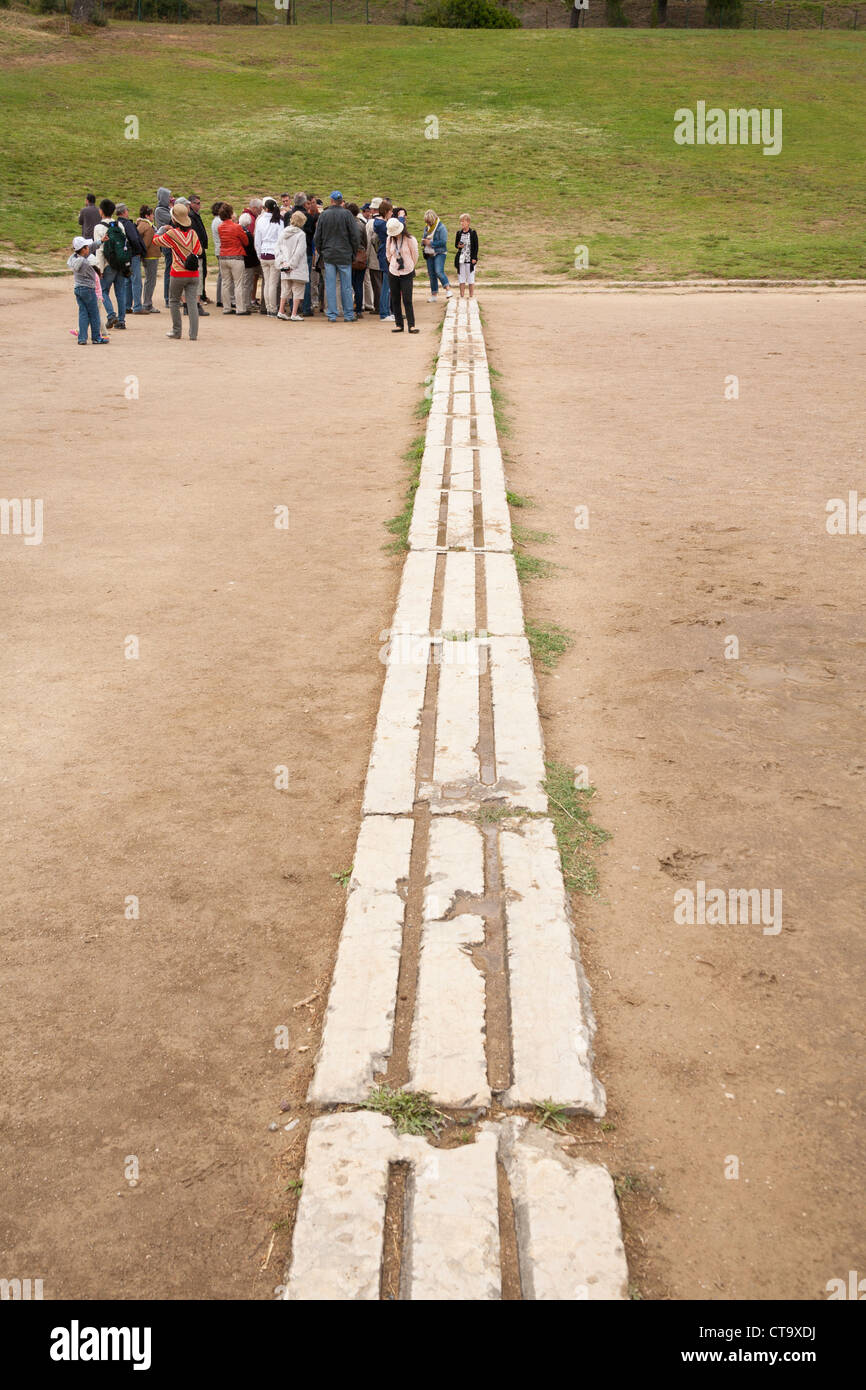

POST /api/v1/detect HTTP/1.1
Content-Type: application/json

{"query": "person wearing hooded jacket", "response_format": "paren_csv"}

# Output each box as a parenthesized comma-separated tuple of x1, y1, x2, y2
(154, 187, 173, 307)
(275, 211, 309, 321)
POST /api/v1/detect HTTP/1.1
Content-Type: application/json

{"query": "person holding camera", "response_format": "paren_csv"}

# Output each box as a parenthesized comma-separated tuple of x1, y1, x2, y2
(385, 215, 419, 334)
(153, 200, 203, 341)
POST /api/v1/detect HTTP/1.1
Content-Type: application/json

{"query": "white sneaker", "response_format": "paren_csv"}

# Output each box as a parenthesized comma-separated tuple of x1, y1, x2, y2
(445, 289, 453, 299)
(426, 295, 438, 303)
(290, 315, 304, 321)
(277, 311, 289, 320)
(385, 314, 395, 322)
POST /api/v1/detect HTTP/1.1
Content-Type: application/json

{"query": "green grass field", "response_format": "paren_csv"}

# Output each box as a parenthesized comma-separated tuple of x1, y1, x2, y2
(1, 14, 863, 277)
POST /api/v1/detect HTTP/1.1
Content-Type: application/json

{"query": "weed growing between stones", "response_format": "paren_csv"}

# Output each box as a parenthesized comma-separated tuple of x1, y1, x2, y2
(360, 1085, 447, 1137)
(525, 619, 572, 670)
(384, 435, 425, 554)
(543, 759, 611, 897)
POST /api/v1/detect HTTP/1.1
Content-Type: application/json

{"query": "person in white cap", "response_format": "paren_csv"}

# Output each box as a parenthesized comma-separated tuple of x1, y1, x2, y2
(385, 215, 419, 333)
(67, 236, 109, 344)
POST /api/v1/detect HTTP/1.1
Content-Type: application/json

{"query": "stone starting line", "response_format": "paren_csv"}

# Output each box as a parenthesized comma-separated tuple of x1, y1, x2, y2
(282, 300, 628, 1300)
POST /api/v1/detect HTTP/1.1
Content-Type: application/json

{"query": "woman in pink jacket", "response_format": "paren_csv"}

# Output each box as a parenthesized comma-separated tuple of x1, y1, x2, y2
(385, 216, 419, 334)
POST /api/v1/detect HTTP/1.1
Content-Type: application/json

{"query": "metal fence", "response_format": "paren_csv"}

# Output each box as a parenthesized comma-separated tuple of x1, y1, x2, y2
(42, 0, 865, 25)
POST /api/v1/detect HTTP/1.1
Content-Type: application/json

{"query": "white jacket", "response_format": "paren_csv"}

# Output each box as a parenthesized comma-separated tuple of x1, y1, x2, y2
(275, 225, 308, 280)
(255, 213, 282, 259)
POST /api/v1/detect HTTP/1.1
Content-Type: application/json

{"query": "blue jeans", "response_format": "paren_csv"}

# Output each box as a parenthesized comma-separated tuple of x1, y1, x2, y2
(378, 268, 391, 318)
(129, 256, 142, 311)
(74, 285, 102, 343)
(426, 251, 450, 294)
(303, 250, 313, 314)
(101, 266, 128, 323)
(323, 261, 354, 321)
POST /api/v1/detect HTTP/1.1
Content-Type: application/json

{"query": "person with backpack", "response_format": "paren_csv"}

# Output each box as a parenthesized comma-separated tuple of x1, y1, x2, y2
(94, 198, 131, 331)
(115, 203, 146, 315)
(153, 200, 203, 341)
(136, 205, 160, 314)
(385, 215, 419, 334)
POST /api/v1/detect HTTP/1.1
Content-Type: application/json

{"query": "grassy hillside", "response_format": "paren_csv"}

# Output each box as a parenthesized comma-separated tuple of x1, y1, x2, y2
(1, 15, 863, 278)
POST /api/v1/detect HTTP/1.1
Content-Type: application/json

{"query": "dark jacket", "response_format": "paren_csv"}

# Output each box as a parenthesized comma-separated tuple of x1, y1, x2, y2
(454, 226, 479, 270)
(119, 216, 146, 259)
(189, 208, 208, 253)
(314, 205, 360, 266)
(303, 211, 317, 257)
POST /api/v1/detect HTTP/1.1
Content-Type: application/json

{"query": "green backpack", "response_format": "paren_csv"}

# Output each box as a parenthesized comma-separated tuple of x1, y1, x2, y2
(104, 220, 131, 273)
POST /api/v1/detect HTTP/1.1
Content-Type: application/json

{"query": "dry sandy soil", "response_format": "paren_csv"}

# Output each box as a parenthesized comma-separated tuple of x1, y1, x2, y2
(0, 277, 434, 1299)
(3, 277, 863, 1302)
(484, 287, 865, 1300)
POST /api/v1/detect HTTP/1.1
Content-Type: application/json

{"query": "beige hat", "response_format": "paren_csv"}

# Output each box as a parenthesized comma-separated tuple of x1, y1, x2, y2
(370, 197, 382, 210)
(386, 217, 403, 238)
(172, 202, 191, 226)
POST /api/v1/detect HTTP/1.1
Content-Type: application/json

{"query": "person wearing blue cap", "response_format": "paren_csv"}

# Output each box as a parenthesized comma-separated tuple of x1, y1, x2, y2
(313, 191, 361, 323)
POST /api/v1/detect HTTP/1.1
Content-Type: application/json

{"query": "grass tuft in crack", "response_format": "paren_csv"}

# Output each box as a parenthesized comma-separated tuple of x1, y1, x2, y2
(543, 759, 611, 897)
(506, 489, 532, 509)
(526, 620, 572, 670)
(534, 1098, 569, 1134)
(384, 434, 424, 554)
(360, 1085, 447, 1137)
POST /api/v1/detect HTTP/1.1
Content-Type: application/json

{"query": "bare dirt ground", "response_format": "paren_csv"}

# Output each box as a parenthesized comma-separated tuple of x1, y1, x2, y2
(0, 277, 434, 1299)
(484, 288, 865, 1300)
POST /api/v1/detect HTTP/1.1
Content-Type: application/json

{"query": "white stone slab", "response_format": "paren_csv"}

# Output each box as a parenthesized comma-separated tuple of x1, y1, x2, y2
(407, 914, 490, 1108)
(452, 371, 470, 394)
(448, 446, 475, 492)
(433, 647, 480, 788)
(309, 816, 414, 1104)
(484, 552, 524, 635)
(482, 487, 513, 551)
(445, 489, 475, 550)
(402, 1125, 500, 1299)
(475, 414, 499, 446)
(423, 815, 485, 920)
(450, 417, 472, 449)
(499, 1118, 627, 1300)
(408, 488, 441, 550)
(392, 550, 436, 635)
(451, 391, 472, 417)
(441, 551, 477, 635)
(363, 638, 430, 814)
(419, 445, 446, 490)
(499, 819, 605, 1116)
(478, 446, 506, 496)
(425, 413, 446, 447)
(286, 1112, 503, 1301)
(284, 1111, 394, 1300)
(488, 636, 546, 811)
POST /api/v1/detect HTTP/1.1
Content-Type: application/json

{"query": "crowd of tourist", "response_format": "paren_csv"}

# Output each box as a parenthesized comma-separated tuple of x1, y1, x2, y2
(67, 188, 480, 344)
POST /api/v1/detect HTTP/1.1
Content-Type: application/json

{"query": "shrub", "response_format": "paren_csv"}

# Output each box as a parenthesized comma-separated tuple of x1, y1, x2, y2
(604, 0, 630, 24)
(705, 0, 744, 24)
(421, 0, 521, 27)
